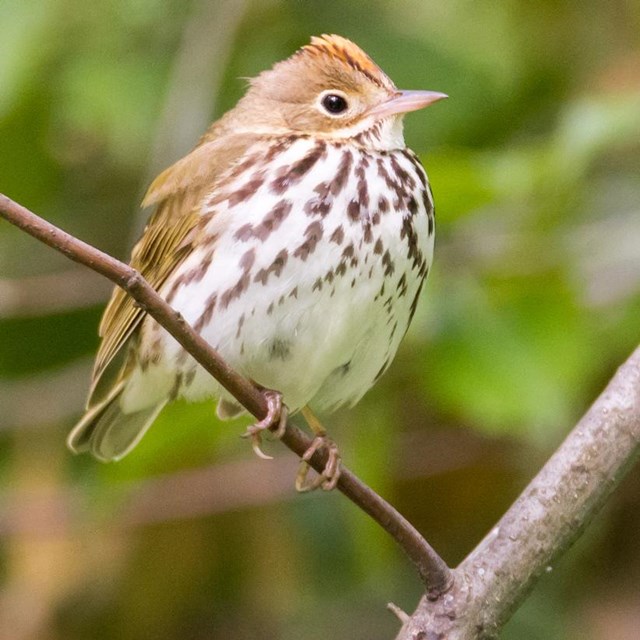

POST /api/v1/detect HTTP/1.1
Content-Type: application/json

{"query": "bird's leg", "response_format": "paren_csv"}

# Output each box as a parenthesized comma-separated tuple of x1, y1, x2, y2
(295, 406, 342, 492)
(241, 389, 288, 460)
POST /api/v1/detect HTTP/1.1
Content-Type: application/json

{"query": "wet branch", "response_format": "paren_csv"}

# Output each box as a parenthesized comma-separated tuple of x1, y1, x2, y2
(0, 193, 452, 597)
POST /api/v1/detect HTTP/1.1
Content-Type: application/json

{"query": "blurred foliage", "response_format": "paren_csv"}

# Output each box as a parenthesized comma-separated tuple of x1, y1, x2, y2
(1, 1, 639, 639)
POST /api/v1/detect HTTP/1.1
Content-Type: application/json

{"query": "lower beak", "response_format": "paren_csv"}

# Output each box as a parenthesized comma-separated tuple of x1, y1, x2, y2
(369, 90, 448, 119)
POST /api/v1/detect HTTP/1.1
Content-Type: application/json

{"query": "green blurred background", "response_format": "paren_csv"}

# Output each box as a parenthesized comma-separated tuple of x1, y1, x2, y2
(1, 1, 639, 638)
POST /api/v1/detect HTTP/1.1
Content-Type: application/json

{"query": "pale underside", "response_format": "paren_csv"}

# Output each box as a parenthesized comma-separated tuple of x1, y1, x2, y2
(122, 134, 434, 417)
(69, 116, 435, 461)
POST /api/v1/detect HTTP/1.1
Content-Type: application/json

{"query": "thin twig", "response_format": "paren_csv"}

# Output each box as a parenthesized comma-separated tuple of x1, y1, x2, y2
(0, 193, 453, 596)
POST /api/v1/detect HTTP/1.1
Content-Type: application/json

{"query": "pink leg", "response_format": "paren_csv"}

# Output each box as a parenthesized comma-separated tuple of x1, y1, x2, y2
(295, 406, 342, 492)
(241, 390, 288, 460)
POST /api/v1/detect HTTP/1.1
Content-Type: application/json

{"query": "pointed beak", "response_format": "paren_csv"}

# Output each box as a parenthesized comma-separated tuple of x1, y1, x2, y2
(369, 90, 448, 119)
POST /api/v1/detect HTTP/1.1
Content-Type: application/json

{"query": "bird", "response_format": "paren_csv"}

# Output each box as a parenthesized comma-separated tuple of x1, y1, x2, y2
(68, 34, 446, 490)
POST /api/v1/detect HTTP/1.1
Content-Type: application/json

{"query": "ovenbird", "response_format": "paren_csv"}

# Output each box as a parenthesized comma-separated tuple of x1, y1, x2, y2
(68, 34, 446, 488)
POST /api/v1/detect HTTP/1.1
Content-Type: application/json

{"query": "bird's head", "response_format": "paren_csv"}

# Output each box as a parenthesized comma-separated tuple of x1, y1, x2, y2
(231, 34, 446, 150)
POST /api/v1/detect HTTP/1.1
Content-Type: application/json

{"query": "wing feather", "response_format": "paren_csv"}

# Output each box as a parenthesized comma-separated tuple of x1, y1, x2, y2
(87, 130, 259, 407)
(89, 197, 201, 402)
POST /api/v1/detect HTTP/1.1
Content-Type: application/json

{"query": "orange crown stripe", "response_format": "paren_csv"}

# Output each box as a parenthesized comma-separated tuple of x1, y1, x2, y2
(300, 34, 393, 90)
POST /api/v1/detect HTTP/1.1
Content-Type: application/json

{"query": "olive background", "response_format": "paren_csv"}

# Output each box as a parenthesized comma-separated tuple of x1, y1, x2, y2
(0, 1, 639, 638)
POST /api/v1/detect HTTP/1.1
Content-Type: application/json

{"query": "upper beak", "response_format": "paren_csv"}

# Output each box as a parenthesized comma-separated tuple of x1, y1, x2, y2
(369, 90, 448, 119)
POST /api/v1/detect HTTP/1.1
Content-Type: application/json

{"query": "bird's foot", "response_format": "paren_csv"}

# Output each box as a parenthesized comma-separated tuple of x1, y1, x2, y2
(241, 390, 287, 460)
(295, 434, 342, 492)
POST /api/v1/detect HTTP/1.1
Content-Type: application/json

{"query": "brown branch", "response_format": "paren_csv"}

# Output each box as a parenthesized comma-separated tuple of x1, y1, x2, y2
(395, 345, 640, 639)
(0, 193, 452, 597)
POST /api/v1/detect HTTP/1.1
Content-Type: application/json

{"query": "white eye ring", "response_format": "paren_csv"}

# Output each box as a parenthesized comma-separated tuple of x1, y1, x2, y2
(318, 90, 350, 116)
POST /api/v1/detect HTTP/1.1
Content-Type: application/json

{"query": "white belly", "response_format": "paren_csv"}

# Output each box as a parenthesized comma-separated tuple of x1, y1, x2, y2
(122, 138, 434, 416)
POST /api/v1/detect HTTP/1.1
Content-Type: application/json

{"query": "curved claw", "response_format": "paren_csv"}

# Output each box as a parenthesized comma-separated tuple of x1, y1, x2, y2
(250, 434, 273, 460)
(241, 390, 287, 460)
(295, 435, 342, 492)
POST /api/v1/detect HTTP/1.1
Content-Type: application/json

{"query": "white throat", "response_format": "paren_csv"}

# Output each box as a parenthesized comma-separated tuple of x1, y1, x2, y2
(333, 115, 406, 151)
(235, 116, 406, 152)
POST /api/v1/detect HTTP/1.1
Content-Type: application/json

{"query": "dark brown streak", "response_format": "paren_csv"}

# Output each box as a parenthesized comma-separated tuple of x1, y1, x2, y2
(301, 39, 388, 90)
(227, 172, 266, 206)
(219, 273, 250, 310)
(235, 313, 245, 339)
(331, 149, 353, 196)
(330, 225, 344, 245)
(254, 249, 289, 285)
(347, 199, 360, 221)
(400, 216, 423, 270)
(304, 180, 333, 218)
(338, 47, 386, 88)
(193, 293, 217, 332)
(262, 137, 294, 163)
(382, 250, 395, 276)
(407, 277, 426, 326)
(226, 151, 264, 181)
(294, 220, 323, 261)
(240, 247, 256, 272)
(234, 200, 293, 242)
(423, 186, 436, 236)
(255, 200, 293, 240)
(389, 154, 416, 191)
(270, 142, 327, 194)
(403, 149, 428, 189)
(397, 273, 408, 298)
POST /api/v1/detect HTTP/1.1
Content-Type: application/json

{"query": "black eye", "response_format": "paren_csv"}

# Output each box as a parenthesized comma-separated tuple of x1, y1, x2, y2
(321, 93, 349, 115)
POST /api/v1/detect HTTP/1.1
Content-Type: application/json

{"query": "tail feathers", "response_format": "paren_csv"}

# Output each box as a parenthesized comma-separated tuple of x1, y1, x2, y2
(68, 384, 166, 462)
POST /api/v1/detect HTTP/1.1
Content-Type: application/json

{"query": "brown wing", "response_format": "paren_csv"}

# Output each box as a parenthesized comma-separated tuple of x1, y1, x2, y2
(89, 196, 201, 404)
(88, 130, 256, 406)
